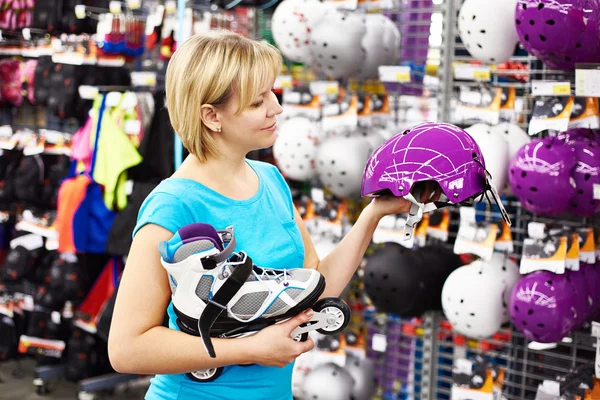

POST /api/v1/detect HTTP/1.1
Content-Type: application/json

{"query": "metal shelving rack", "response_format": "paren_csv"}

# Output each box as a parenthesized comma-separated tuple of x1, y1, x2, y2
(363, 0, 599, 398)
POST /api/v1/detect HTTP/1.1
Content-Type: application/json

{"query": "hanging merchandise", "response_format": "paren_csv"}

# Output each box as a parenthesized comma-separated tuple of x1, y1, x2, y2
(442, 259, 509, 339)
(89, 94, 143, 211)
(344, 354, 376, 400)
(489, 123, 531, 165)
(564, 137, 600, 217)
(515, 0, 600, 70)
(308, 9, 366, 80)
(272, 117, 321, 182)
(464, 124, 510, 193)
(301, 363, 355, 400)
(271, 0, 328, 64)
(509, 270, 579, 343)
(100, 14, 146, 58)
(362, 122, 511, 240)
(359, 14, 398, 79)
(0, 59, 24, 107)
(316, 135, 372, 198)
(457, 0, 519, 65)
(363, 242, 462, 318)
(507, 137, 577, 217)
(54, 95, 116, 254)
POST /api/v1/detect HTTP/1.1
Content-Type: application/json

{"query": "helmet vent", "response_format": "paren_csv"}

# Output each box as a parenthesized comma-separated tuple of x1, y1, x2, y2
(537, 3, 544, 10)
(546, 19, 554, 25)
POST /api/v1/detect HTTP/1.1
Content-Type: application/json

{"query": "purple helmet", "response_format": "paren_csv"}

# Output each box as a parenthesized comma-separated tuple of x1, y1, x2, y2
(508, 137, 577, 217)
(566, 138, 600, 217)
(362, 122, 511, 237)
(565, 269, 590, 329)
(558, 127, 600, 144)
(515, 0, 600, 70)
(509, 271, 578, 343)
(582, 262, 600, 320)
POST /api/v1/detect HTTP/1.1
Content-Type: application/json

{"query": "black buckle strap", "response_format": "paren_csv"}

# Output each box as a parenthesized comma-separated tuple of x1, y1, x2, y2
(198, 253, 253, 358)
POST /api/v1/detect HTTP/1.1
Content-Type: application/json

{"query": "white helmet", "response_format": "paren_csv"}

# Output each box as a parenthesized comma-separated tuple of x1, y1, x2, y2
(381, 16, 401, 65)
(309, 9, 366, 79)
(457, 0, 519, 64)
(480, 252, 521, 323)
(302, 363, 354, 400)
(359, 14, 391, 79)
(441, 261, 506, 339)
(316, 135, 372, 198)
(490, 123, 531, 164)
(273, 117, 321, 182)
(465, 123, 510, 192)
(345, 354, 376, 400)
(271, 0, 328, 63)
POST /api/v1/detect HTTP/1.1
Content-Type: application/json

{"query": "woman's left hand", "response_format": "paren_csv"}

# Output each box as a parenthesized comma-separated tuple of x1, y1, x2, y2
(367, 182, 443, 220)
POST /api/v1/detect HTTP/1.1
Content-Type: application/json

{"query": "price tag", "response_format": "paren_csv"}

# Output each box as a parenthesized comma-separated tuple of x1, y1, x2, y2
(527, 222, 547, 240)
(106, 91, 122, 107)
(378, 66, 411, 83)
(127, 0, 141, 9)
(575, 65, 600, 97)
(454, 64, 491, 81)
(109, 1, 122, 14)
(22, 28, 31, 41)
(371, 333, 387, 352)
(165, 0, 177, 13)
(594, 183, 600, 200)
(531, 80, 571, 96)
(309, 81, 339, 96)
(78, 85, 99, 100)
(131, 71, 157, 87)
(74, 5, 87, 19)
(124, 120, 142, 135)
(274, 75, 293, 90)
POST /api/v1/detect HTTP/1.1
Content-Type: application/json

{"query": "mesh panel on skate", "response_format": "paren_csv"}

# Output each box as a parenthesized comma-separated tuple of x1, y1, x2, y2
(195, 275, 213, 302)
(230, 292, 269, 317)
(265, 297, 289, 315)
(285, 288, 303, 300)
(288, 269, 313, 282)
(173, 240, 216, 263)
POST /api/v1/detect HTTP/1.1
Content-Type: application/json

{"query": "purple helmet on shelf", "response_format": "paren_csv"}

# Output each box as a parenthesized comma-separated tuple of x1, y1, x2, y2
(565, 269, 590, 329)
(361, 122, 511, 239)
(508, 137, 577, 217)
(515, 0, 600, 70)
(567, 138, 600, 217)
(509, 271, 578, 343)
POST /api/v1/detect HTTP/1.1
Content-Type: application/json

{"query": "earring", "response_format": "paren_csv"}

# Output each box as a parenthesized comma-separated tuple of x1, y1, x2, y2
(217, 127, 222, 133)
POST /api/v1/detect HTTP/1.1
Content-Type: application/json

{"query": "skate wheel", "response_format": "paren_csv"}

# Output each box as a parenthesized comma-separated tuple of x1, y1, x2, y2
(312, 298, 351, 335)
(186, 367, 224, 382)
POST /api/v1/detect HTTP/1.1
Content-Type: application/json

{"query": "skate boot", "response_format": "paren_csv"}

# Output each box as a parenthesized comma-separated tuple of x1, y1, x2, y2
(159, 223, 351, 382)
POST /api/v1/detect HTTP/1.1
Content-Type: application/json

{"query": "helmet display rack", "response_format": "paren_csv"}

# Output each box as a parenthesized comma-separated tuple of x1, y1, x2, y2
(363, 1, 600, 399)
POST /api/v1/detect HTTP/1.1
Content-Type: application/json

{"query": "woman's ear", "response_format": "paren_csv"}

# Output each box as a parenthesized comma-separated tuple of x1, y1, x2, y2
(200, 105, 221, 132)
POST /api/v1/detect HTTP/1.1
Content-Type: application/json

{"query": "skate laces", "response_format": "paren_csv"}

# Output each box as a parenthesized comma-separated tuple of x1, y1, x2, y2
(217, 253, 290, 285)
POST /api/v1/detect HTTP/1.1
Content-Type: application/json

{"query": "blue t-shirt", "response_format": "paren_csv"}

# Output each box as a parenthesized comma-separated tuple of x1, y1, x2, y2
(133, 159, 305, 400)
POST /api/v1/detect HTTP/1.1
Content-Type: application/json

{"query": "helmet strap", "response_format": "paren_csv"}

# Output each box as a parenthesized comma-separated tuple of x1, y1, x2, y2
(403, 191, 439, 241)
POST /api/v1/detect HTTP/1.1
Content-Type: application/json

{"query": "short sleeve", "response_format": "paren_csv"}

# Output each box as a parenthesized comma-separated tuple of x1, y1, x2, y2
(132, 192, 195, 238)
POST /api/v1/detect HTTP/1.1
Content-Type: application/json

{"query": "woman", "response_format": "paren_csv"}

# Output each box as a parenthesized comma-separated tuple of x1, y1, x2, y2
(108, 30, 439, 400)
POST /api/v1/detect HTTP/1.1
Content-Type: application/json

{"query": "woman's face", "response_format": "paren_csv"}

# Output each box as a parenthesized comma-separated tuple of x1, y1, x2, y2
(217, 82, 283, 155)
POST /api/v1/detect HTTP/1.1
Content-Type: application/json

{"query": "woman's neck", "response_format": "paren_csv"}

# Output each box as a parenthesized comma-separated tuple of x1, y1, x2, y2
(174, 153, 259, 200)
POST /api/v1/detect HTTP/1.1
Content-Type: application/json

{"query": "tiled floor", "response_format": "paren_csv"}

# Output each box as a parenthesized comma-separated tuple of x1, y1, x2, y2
(0, 359, 150, 400)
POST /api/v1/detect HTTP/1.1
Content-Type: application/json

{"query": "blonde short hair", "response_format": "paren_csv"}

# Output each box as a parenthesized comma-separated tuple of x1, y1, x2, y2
(166, 30, 282, 162)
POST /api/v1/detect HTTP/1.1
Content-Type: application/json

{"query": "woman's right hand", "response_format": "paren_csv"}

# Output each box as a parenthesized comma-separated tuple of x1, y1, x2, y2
(243, 309, 316, 368)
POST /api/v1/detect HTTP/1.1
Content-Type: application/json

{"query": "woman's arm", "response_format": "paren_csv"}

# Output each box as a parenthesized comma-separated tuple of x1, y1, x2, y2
(108, 223, 315, 374)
